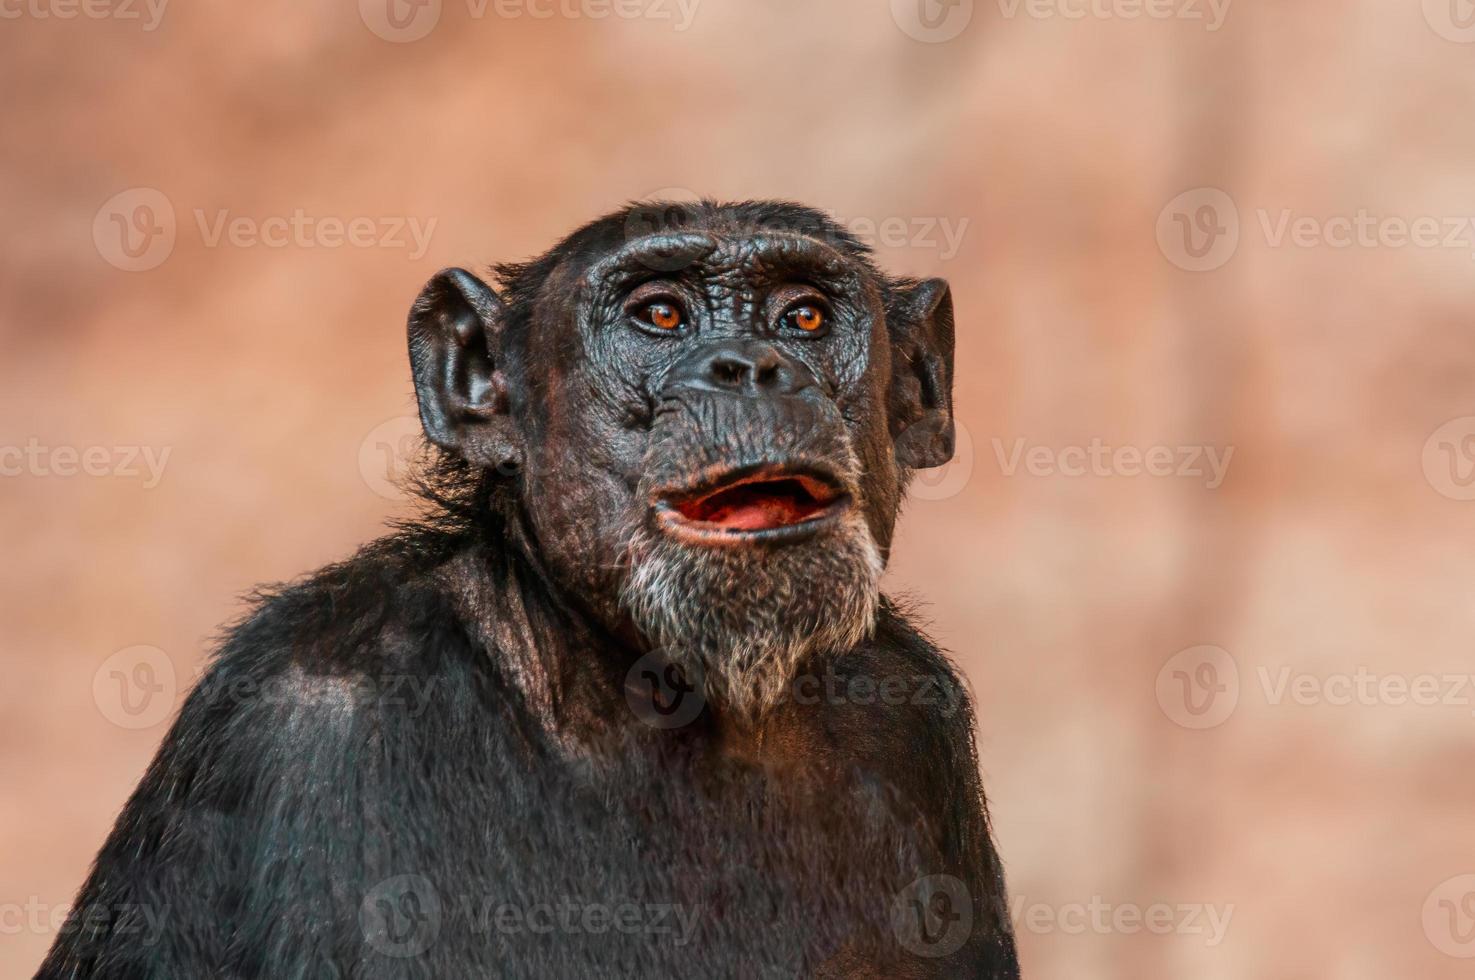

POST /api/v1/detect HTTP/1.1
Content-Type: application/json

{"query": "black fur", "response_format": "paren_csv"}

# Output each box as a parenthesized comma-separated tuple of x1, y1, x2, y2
(40, 202, 1019, 979)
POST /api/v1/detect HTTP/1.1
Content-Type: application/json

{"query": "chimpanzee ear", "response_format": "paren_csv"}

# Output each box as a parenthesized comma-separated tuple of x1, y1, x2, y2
(888, 278, 956, 471)
(407, 268, 520, 472)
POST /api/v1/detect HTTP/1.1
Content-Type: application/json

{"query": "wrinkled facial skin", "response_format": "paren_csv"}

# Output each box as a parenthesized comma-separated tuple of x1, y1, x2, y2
(410, 205, 955, 719)
(513, 231, 900, 716)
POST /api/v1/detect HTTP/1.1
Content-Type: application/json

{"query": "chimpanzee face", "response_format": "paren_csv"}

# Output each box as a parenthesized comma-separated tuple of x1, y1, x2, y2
(408, 203, 955, 718)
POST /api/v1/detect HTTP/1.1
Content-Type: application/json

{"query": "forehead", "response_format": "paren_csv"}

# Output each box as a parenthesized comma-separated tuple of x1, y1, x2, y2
(578, 229, 873, 298)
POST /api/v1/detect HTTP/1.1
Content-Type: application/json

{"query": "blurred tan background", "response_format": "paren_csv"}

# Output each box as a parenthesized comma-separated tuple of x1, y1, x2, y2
(4, 0, 1475, 975)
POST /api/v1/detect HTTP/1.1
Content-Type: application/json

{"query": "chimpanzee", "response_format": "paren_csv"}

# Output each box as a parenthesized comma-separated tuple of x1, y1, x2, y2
(40, 201, 1019, 978)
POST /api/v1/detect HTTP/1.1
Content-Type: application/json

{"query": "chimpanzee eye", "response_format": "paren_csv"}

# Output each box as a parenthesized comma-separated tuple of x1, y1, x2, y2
(781, 303, 828, 336)
(634, 301, 685, 332)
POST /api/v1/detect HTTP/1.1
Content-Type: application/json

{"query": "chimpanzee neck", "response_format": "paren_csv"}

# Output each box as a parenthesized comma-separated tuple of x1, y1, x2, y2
(433, 511, 638, 747)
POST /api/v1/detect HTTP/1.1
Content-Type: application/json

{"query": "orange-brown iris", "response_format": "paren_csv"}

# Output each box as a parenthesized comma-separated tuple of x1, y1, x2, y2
(646, 303, 682, 330)
(791, 305, 824, 331)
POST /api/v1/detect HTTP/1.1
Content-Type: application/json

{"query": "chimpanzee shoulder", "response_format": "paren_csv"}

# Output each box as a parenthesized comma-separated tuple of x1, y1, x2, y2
(209, 530, 469, 678)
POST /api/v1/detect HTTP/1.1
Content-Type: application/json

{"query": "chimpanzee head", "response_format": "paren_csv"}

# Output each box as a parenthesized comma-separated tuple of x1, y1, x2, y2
(408, 201, 955, 718)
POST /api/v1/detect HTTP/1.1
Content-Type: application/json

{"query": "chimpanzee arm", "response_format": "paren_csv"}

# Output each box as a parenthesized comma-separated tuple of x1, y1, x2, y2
(37, 640, 387, 979)
(886, 611, 1017, 976)
(800, 602, 1020, 978)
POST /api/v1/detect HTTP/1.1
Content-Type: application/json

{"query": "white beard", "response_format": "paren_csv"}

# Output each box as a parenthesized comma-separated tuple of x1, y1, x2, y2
(621, 507, 884, 720)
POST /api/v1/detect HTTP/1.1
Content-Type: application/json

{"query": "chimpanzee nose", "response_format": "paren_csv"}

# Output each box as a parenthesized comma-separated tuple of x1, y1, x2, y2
(666, 340, 814, 398)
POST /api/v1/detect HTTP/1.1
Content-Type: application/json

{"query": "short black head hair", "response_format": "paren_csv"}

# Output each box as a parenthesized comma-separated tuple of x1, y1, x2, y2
(491, 199, 889, 319)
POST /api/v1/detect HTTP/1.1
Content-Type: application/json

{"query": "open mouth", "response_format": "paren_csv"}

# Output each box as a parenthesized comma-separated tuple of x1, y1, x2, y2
(655, 466, 850, 542)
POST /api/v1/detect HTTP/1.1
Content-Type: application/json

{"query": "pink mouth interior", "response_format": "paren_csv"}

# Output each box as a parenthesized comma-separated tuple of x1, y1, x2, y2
(670, 474, 840, 532)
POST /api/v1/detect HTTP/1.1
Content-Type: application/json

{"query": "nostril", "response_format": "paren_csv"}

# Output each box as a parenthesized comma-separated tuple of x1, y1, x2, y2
(708, 356, 749, 387)
(752, 350, 787, 387)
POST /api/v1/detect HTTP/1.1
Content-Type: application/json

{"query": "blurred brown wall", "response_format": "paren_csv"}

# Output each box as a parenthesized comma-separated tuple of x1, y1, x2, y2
(4, 0, 1475, 975)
